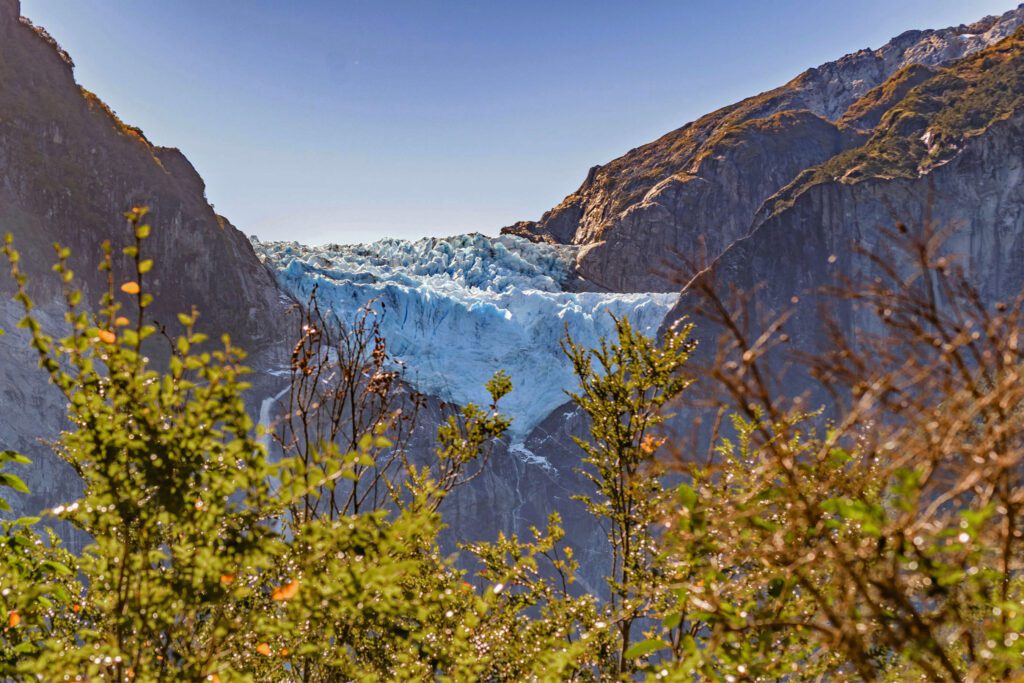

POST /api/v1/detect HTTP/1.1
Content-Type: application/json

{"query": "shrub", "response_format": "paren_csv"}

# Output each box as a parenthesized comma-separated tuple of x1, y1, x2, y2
(4, 208, 1022, 681)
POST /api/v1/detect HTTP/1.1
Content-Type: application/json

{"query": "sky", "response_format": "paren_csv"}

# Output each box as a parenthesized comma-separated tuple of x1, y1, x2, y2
(21, 0, 1019, 245)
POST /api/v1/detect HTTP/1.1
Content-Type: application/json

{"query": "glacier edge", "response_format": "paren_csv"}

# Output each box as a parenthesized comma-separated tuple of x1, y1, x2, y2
(253, 233, 679, 439)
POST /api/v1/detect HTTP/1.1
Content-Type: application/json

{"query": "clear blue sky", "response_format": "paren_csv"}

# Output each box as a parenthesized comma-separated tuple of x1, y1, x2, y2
(21, 0, 1018, 245)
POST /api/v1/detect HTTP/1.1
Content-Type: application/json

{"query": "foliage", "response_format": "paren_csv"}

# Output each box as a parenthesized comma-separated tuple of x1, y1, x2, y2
(0, 210, 539, 680)
(656, 220, 1024, 681)
(4, 208, 1024, 680)
(562, 316, 694, 675)
(0, 449, 79, 678)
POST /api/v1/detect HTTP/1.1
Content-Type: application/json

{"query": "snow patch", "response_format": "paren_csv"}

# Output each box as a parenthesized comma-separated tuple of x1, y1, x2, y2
(254, 234, 678, 438)
(509, 442, 556, 474)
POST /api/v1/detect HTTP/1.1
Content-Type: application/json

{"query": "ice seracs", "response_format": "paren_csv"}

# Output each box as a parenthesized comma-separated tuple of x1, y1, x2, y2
(254, 233, 678, 439)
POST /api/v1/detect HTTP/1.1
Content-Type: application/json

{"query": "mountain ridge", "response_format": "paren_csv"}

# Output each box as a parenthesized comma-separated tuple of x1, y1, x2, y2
(674, 28, 1024, 341)
(503, 4, 1024, 292)
(3, 0, 1024, 591)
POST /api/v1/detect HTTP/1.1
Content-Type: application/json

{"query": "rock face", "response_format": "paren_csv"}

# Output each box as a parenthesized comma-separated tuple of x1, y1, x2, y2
(497, 10, 1024, 590)
(0, 1, 284, 340)
(504, 5, 1024, 293)
(677, 29, 1024, 358)
(0, 0, 290, 530)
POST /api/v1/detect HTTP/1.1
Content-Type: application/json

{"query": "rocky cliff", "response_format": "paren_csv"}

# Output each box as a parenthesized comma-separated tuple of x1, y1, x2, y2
(677, 27, 1024, 359)
(504, 5, 1024, 293)
(0, 0, 611, 590)
(493, 8, 1024, 591)
(0, 0, 290, 521)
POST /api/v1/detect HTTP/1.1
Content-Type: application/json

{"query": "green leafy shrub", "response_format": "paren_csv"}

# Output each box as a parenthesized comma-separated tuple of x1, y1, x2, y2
(0, 209, 538, 680)
(4, 208, 1023, 681)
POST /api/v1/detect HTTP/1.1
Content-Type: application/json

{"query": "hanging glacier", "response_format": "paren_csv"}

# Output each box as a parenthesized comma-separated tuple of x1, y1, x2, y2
(253, 233, 679, 440)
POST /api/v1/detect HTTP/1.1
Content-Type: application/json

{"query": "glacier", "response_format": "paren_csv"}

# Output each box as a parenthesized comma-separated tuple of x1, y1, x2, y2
(253, 234, 678, 440)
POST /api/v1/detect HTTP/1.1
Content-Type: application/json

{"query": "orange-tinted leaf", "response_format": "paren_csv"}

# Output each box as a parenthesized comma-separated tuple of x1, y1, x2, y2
(8, 611, 20, 628)
(121, 281, 140, 295)
(114, 316, 130, 327)
(97, 330, 116, 344)
(640, 434, 665, 455)
(256, 643, 271, 656)
(220, 574, 235, 585)
(272, 579, 300, 601)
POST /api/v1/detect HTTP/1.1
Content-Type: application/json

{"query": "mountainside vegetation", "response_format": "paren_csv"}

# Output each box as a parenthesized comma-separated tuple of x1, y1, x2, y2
(2, 210, 1024, 681)
(808, 27, 1024, 187)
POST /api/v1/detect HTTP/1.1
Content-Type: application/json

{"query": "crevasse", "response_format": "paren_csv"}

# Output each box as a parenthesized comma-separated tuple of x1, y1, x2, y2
(253, 233, 678, 439)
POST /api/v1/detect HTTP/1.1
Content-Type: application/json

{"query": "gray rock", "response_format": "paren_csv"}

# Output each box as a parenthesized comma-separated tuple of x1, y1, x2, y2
(504, 5, 1024, 293)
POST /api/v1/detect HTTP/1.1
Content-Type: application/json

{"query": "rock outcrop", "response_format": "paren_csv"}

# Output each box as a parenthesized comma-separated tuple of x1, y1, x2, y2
(504, 5, 1024, 293)
(677, 28, 1024, 359)
(0, 0, 290, 526)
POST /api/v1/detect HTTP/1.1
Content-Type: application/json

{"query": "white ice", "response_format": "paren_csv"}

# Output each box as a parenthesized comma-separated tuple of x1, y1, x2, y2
(254, 233, 678, 439)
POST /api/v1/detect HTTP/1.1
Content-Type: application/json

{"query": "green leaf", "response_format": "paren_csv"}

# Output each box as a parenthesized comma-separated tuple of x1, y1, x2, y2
(0, 472, 30, 494)
(485, 370, 512, 403)
(624, 638, 666, 660)
(41, 560, 73, 576)
(677, 483, 697, 510)
(0, 450, 31, 465)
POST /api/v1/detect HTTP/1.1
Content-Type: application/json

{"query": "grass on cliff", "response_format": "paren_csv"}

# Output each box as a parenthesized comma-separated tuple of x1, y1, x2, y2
(818, 26, 1024, 183)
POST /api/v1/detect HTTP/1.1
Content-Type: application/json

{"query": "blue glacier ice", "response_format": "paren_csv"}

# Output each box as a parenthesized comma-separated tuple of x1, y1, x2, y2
(253, 234, 678, 440)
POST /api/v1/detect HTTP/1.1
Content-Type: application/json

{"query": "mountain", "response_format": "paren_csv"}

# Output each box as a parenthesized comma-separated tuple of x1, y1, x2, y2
(4, 0, 1024, 593)
(0, 0, 615, 589)
(676, 24, 1024, 358)
(0, 0, 289, 519)
(503, 5, 1024, 293)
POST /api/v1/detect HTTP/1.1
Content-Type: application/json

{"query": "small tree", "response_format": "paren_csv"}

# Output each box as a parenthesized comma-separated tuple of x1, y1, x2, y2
(274, 290, 417, 522)
(562, 316, 694, 675)
(652, 219, 1024, 681)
